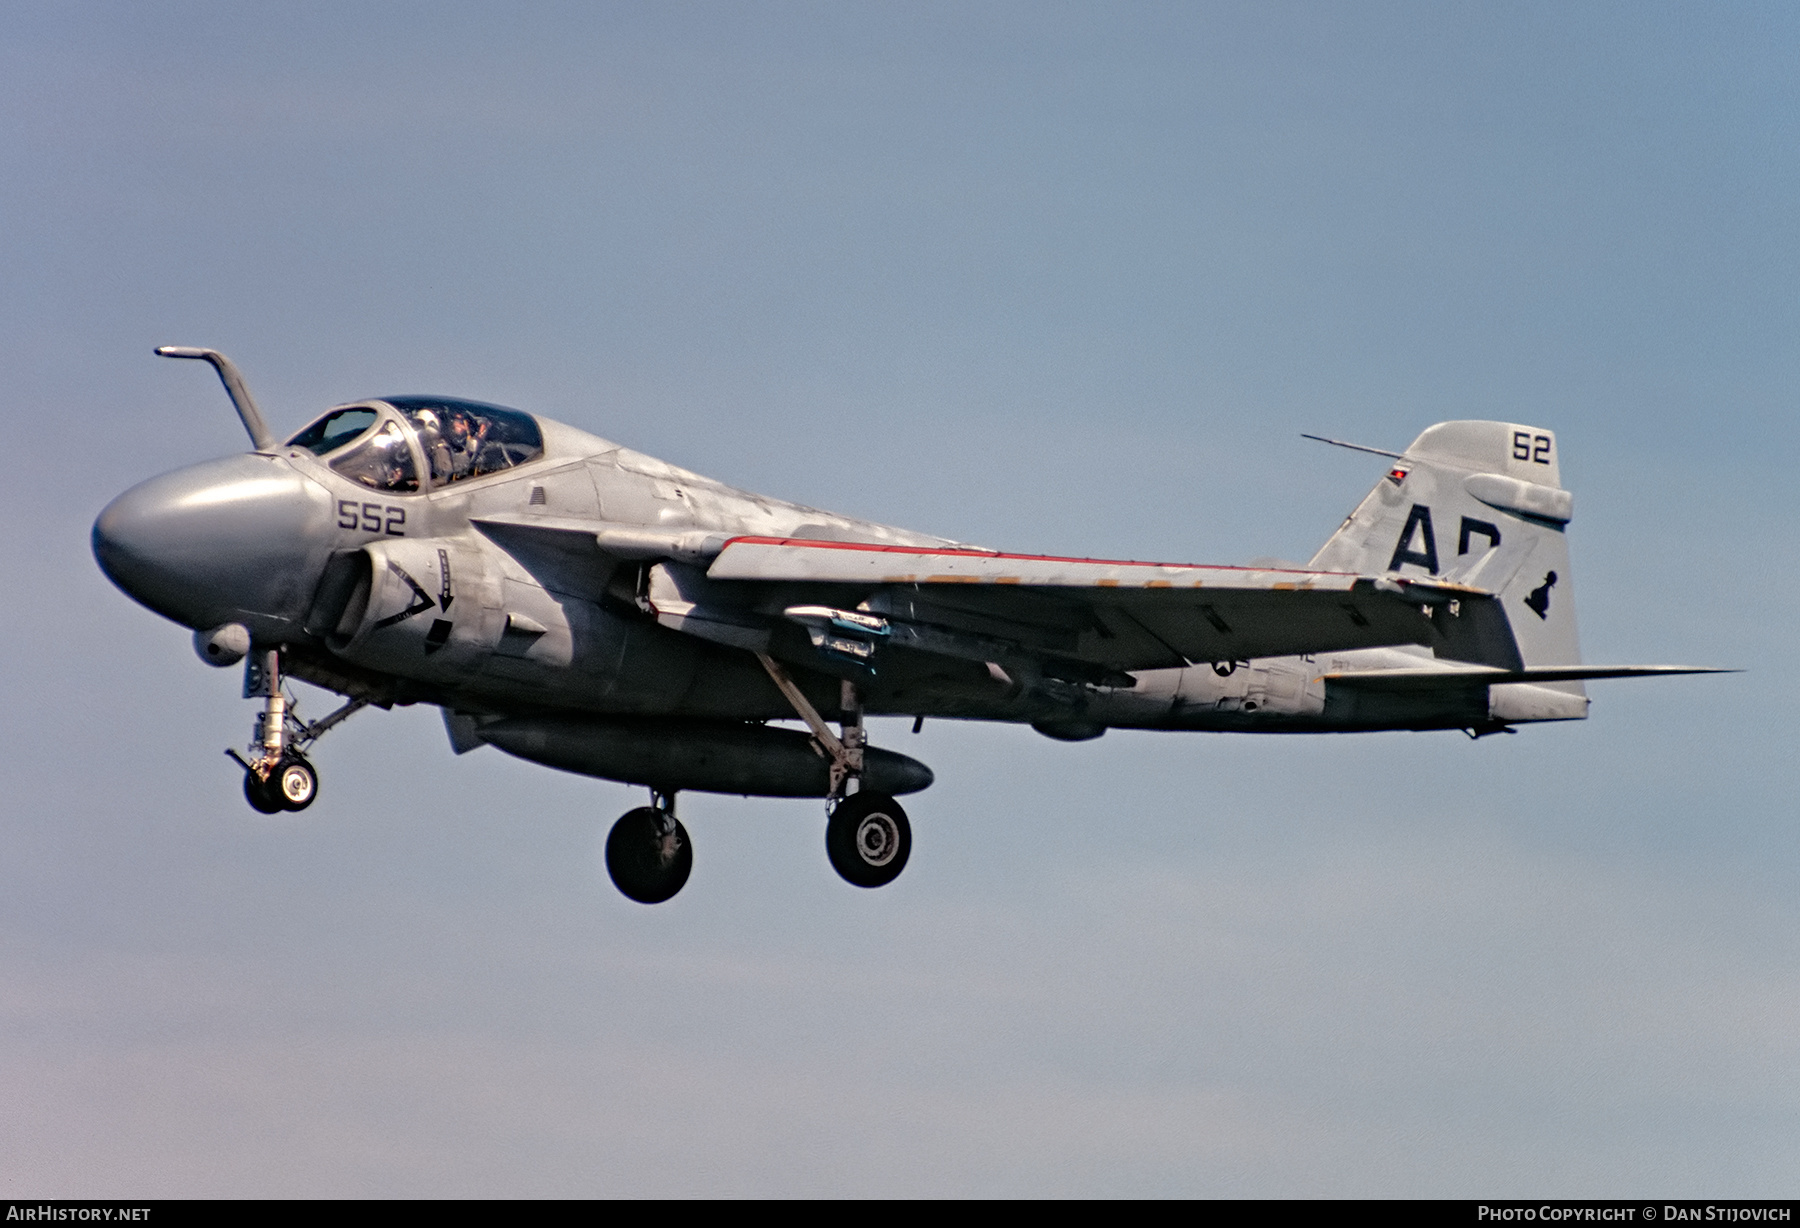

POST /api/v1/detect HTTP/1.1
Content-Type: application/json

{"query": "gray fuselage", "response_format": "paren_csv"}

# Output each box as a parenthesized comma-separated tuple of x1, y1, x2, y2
(93, 402, 1560, 741)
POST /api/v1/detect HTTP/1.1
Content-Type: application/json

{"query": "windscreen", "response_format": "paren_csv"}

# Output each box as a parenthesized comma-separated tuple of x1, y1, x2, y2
(288, 407, 379, 455)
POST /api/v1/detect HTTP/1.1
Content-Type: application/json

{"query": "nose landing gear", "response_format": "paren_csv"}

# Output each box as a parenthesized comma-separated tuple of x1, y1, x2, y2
(606, 790, 692, 904)
(226, 648, 364, 814)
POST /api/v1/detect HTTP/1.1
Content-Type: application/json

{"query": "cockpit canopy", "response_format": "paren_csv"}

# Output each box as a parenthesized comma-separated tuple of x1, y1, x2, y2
(286, 397, 544, 494)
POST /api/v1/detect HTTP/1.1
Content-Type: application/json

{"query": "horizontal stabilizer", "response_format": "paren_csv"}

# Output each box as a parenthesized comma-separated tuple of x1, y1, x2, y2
(1324, 664, 1734, 692)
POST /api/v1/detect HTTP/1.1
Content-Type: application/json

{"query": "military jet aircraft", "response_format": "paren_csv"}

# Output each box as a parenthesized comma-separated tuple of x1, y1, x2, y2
(93, 347, 1720, 903)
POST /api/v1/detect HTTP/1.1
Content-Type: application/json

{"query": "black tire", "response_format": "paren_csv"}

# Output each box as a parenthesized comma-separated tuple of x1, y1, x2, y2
(826, 792, 911, 888)
(605, 807, 693, 904)
(275, 756, 318, 811)
(243, 770, 284, 814)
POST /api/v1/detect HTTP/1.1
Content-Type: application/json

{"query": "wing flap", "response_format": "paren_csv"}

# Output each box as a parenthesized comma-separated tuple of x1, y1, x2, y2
(1106, 585, 1435, 666)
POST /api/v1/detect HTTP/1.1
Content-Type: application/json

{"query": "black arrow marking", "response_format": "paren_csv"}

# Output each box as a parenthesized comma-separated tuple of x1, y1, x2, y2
(373, 560, 436, 629)
(437, 548, 454, 611)
(424, 619, 454, 654)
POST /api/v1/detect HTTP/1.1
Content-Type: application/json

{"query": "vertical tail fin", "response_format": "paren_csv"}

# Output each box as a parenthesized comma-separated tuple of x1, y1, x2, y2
(1309, 421, 1580, 670)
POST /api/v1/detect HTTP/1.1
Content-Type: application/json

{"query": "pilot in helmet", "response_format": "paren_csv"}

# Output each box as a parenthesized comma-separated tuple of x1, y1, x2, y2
(443, 408, 488, 479)
(408, 408, 452, 485)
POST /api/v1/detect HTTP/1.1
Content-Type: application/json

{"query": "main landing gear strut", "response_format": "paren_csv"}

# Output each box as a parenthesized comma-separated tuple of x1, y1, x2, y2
(600, 661, 914, 905)
(226, 648, 366, 814)
(760, 656, 912, 891)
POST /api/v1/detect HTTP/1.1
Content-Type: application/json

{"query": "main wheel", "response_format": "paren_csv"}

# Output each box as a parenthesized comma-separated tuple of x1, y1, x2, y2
(605, 807, 692, 904)
(826, 792, 911, 888)
(275, 756, 317, 811)
(243, 770, 283, 814)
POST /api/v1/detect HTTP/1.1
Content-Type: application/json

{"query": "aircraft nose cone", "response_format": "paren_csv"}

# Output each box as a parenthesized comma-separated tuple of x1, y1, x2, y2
(94, 454, 332, 632)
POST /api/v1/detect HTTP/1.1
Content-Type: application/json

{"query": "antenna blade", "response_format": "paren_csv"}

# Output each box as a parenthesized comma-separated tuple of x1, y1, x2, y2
(1300, 433, 1405, 460)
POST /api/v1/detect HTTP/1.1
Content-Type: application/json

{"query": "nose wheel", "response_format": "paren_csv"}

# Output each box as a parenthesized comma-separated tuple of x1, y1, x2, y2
(273, 756, 317, 809)
(243, 769, 283, 814)
(827, 792, 911, 888)
(242, 755, 317, 813)
(606, 797, 692, 904)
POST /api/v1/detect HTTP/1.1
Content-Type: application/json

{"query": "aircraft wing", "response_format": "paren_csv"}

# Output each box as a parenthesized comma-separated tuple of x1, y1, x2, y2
(698, 536, 1492, 674)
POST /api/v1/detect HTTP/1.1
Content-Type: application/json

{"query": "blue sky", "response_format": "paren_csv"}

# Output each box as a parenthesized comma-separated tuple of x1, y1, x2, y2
(2, 1, 1795, 1195)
